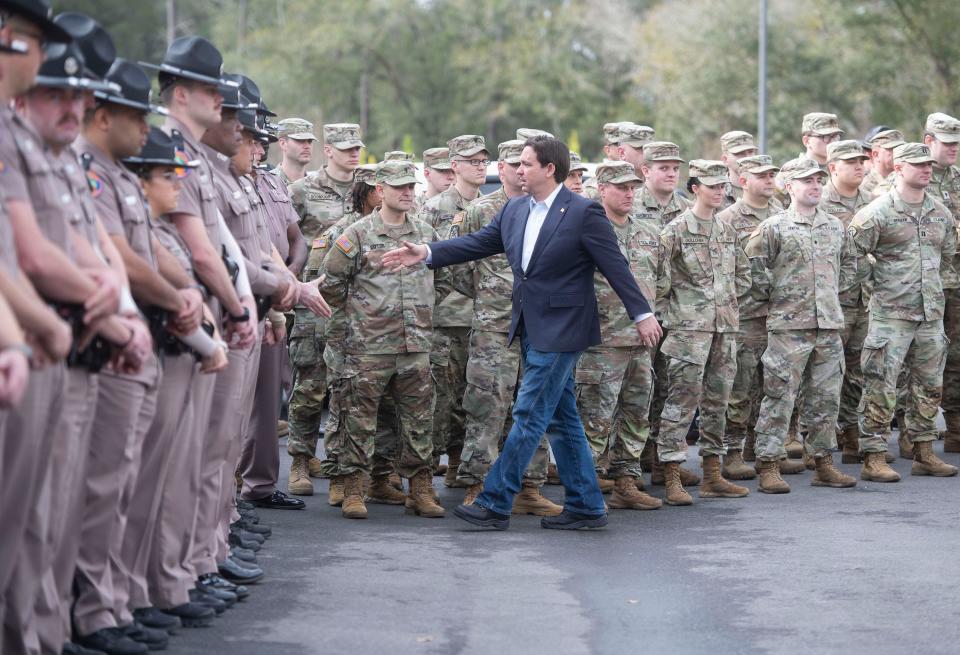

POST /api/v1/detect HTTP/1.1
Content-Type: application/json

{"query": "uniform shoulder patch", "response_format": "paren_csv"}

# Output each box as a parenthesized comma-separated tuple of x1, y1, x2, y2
(86, 170, 104, 198)
(335, 233, 357, 256)
(313, 236, 328, 250)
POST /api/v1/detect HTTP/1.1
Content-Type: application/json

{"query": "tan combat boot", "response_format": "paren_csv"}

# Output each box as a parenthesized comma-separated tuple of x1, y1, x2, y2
(942, 413, 960, 453)
(287, 454, 314, 496)
(743, 430, 757, 462)
(756, 460, 790, 494)
(912, 441, 959, 477)
(811, 453, 856, 488)
(860, 452, 901, 483)
(328, 476, 345, 506)
(802, 452, 816, 471)
(652, 459, 701, 486)
(408, 469, 445, 517)
(639, 440, 656, 472)
(722, 449, 757, 480)
(367, 475, 407, 505)
(340, 471, 367, 519)
(307, 456, 325, 478)
(784, 428, 803, 459)
(663, 462, 693, 506)
(277, 419, 289, 439)
(598, 477, 615, 494)
(463, 483, 483, 506)
(388, 472, 404, 491)
(898, 432, 914, 460)
(699, 454, 749, 498)
(443, 447, 466, 488)
(778, 458, 807, 475)
(546, 463, 562, 485)
(512, 484, 563, 516)
(608, 476, 662, 510)
(839, 425, 861, 464)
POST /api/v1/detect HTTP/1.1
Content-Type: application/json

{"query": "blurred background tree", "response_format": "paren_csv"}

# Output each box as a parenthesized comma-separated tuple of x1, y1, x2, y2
(56, 0, 960, 168)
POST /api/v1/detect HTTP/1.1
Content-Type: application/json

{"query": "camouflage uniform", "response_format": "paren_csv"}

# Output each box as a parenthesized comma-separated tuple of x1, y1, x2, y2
(718, 131, 758, 210)
(575, 163, 661, 479)
(319, 195, 447, 477)
(717, 154, 780, 448)
(656, 178, 751, 463)
(271, 117, 318, 188)
(285, 124, 361, 459)
(848, 144, 958, 452)
(860, 130, 904, 199)
(414, 147, 451, 213)
(584, 121, 634, 200)
(746, 165, 853, 460)
(417, 135, 487, 463)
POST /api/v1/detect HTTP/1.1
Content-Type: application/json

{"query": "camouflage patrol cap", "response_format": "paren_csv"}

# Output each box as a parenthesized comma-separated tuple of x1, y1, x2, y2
(447, 134, 488, 158)
(422, 147, 451, 170)
(595, 161, 640, 185)
(925, 112, 960, 143)
(802, 112, 843, 136)
(720, 130, 757, 155)
(384, 151, 414, 162)
(323, 123, 364, 149)
(780, 156, 828, 181)
(277, 118, 317, 141)
(355, 163, 378, 186)
(617, 124, 655, 148)
(498, 140, 524, 165)
(827, 139, 869, 163)
(737, 154, 779, 174)
(569, 151, 589, 173)
(516, 128, 554, 140)
(868, 129, 905, 149)
(603, 121, 632, 145)
(893, 142, 936, 165)
(642, 141, 684, 163)
(375, 160, 418, 186)
(688, 160, 728, 185)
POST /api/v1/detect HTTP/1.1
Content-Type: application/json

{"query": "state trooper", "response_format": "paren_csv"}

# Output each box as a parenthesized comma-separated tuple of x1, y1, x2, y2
(746, 157, 857, 494)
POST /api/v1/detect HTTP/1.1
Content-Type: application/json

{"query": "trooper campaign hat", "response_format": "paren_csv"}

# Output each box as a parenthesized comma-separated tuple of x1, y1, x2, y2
(94, 59, 166, 114)
(238, 74, 276, 117)
(0, 0, 71, 46)
(53, 12, 114, 78)
(33, 39, 116, 93)
(123, 125, 200, 171)
(143, 36, 236, 90)
(220, 72, 257, 111)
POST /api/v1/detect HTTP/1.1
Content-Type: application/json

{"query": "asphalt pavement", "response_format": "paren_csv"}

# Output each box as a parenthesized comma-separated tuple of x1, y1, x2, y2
(169, 433, 960, 655)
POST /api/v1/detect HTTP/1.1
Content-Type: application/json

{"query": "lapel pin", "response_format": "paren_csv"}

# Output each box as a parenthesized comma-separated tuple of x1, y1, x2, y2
(560, 208, 566, 214)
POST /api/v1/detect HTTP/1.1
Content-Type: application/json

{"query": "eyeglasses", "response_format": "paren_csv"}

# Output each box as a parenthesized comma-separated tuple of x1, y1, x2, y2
(455, 158, 490, 168)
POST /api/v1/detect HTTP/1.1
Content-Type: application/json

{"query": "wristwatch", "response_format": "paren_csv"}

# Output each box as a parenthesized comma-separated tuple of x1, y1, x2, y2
(226, 307, 250, 323)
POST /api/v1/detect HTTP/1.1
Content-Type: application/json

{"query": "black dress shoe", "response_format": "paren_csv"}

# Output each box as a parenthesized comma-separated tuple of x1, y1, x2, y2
(131, 608, 180, 634)
(238, 509, 260, 524)
(231, 518, 271, 538)
(63, 642, 108, 655)
(188, 588, 226, 615)
(195, 578, 238, 606)
(160, 602, 214, 628)
(236, 499, 256, 511)
(121, 622, 168, 651)
(453, 503, 510, 530)
(201, 573, 249, 600)
(76, 628, 148, 655)
(217, 557, 264, 584)
(540, 509, 608, 530)
(230, 546, 258, 564)
(227, 531, 261, 552)
(250, 490, 305, 510)
(229, 526, 265, 545)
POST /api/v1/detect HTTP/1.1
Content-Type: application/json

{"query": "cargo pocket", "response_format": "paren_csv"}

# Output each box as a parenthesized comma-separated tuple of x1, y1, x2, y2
(288, 322, 318, 367)
(860, 334, 890, 383)
(760, 349, 791, 399)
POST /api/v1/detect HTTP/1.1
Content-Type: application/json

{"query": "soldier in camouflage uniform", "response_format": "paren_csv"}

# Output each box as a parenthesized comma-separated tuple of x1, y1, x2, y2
(417, 134, 488, 486)
(272, 117, 317, 186)
(285, 123, 363, 493)
(819, 141, 875, 465)
(320, 160, 450, 518)
(384, 150, 414, 162)
(575, 162, 662, 510)
(862, 129, 904, 199)
(564, 151, 589, 196)
(584, 121, 632, 199)
(746, 157, 857, 493)
(454, 140, 559, 516)
(655, 160, 751, 505)
(718, 131, 759, 210)
(848, 142, 959, 482)
(922, 113, 960, 454)
(717, 155, 790, 478)
(800, 112, 843, 171)
(415, 147, 453, 210)
(617, 123, 655, 190)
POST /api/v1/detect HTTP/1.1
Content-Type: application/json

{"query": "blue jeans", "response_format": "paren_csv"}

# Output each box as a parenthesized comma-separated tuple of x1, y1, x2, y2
(477, 334, 606, 517)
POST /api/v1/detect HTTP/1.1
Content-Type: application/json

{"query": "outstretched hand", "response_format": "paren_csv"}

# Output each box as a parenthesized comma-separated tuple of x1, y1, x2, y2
(635, 316, 663, 349)
(380, 241, 428, 273)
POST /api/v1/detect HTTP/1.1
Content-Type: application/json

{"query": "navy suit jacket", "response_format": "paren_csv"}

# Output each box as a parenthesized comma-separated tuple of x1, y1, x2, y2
(429, 185, 652, 352)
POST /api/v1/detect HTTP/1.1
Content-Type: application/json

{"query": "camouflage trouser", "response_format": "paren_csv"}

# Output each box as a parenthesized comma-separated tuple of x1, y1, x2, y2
(657, 330, 736, 463)
(332, 352, 434, 478)
(457, 330, 548, 486)
(754, 329, 843, 461)
(941, 288, 960, 417)
(859, 317, 946, 452)
(575, 345, 652, 479)
(725, 317, 767, 448)
(287, 319, 326, 458)
(431, 326, 470, 458)
(838, 301, 869, 431)
(321, 346, 401, 478)
(648, 322, 668, 441)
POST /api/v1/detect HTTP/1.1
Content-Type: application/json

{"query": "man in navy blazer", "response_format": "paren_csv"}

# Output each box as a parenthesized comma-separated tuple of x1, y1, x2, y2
(383, 136, 661, 530)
